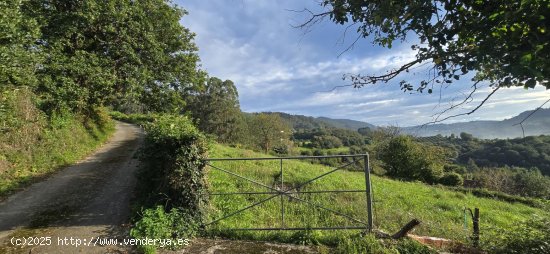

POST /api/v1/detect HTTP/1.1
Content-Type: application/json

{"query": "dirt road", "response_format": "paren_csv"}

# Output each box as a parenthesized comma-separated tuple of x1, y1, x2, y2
(0, 122, 143, 253)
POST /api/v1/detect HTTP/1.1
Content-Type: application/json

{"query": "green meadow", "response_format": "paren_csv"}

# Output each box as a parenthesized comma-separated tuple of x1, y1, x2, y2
(205, 144, 550, 247)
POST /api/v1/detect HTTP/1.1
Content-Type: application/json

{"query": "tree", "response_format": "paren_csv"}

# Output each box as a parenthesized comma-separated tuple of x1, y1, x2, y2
(439, 172, 464, 186)
(513, 168, 550, 199)
(358, 127, 372, 136)
(311, 135, 343, 149)
(0, 0, 40, 88)
(369, 125, 401, 145)
(304, 1, 549, 117)
(25, 0, 203, 116)
(329, 128, 365, 146)
(186, 77, 244, 143)
(460, 132, 474, 141)
(249, 113, 291, 154)
(379, 135, 447, 183)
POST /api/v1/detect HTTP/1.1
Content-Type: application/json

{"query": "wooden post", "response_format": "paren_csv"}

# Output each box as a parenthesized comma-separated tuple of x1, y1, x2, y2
(472, 208, 479, 247)
(280, 159, 285, 228)
(364, 155, 373, 232)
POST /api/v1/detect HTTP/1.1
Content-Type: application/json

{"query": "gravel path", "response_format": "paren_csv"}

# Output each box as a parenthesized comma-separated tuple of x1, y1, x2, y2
(0, 122, 143, 253)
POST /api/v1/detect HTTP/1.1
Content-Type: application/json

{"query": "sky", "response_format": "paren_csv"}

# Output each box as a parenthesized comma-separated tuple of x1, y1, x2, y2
(176, 0, 550, 127)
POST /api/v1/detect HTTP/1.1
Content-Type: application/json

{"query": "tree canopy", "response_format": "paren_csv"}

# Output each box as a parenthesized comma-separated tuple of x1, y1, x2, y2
(0, 0, 40, 88)
(186, 77, 243, 143)
(379, 135, 448, 183)
(2, 0, 203, 116)
(306, 0, 549, 110)
(247, 113, 291, 154)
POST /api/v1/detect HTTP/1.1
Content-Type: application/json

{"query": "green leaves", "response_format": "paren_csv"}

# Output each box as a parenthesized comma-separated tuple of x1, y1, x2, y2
(185, 77, 244, 144)
(138, 114, 209, 221)
(320, 0, 550, 94)
(3, 0, 203, 116)
(0, 0, 40, 88)
(379, 135, 447, 184)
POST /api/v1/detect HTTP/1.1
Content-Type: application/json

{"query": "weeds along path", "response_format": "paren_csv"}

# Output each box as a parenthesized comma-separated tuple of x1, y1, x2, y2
(0, 121, 143, 253)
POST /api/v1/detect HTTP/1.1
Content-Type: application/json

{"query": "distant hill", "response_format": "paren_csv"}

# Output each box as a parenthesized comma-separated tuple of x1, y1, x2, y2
(263, 108, 550, 139)
(270, 112, 376, 131)
(402, 108, 550, 139)
(315, 117, 377, 131)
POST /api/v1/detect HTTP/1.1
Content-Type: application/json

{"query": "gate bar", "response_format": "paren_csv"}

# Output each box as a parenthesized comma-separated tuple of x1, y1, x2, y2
(229, 226, 368, 231)
(206, 154, 368, 161)
(210, 189, 367, 195)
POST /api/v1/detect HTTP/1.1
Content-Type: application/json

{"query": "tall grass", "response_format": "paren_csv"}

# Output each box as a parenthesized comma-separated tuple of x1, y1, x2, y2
(205, 144, 550, 248)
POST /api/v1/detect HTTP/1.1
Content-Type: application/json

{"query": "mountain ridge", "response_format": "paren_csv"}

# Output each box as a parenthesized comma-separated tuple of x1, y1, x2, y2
(402, 108, 550, 138)
(270, 108, 550, 139)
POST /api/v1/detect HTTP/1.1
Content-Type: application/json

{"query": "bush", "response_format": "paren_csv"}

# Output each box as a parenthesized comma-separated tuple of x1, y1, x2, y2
(444, 164, 467, 174)
(272, 143, 289, 155)
(109, 111, 155, 125)
(513, 169, 550, 199)
(0, 87, 114, 196)
(379, 136, 447, 184)
(300, 150, 313, 156)
(439, 172, 464, 186)
(313, 149, 325, 156)
(471, 167, 550, 199)
(131, 206, 197, 253)
(312, 135, 343, 149)
(133, 115, 209, 252)
(484, 215, 550, 254)
(138, 114, 209, 213)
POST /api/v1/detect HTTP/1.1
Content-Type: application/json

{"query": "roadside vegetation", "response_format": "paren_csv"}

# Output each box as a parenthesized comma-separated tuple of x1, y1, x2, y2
(129, 115, 209, 254)
(0, 87, 114, 198)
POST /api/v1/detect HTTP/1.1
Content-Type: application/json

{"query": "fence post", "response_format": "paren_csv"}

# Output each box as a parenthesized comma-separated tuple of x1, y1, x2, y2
(280, 159, 285, 228)
(473, 208, 479, 247)
(364, 154, 373, 232)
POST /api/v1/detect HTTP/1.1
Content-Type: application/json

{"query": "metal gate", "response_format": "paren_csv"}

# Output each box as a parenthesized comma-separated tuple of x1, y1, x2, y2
(204, 154, 374, 232)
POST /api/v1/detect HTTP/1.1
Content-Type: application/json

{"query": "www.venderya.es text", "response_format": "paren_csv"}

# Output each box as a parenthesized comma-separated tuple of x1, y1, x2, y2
(11, 236, 189, 248)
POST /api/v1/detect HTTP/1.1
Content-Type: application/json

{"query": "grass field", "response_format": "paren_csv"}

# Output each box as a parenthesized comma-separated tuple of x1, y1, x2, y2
(205, 144, 550, 248)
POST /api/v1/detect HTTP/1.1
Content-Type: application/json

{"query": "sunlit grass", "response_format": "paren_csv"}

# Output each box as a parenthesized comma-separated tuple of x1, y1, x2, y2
(205, 144, 550, 246)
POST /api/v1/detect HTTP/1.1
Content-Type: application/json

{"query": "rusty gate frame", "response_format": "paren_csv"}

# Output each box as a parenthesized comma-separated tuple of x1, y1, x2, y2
(203, 154, 374, 232)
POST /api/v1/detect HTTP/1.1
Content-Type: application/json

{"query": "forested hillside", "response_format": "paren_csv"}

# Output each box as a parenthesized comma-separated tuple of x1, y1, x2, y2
(418, 134, 550, 176)
(270, 112, 376, 131)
